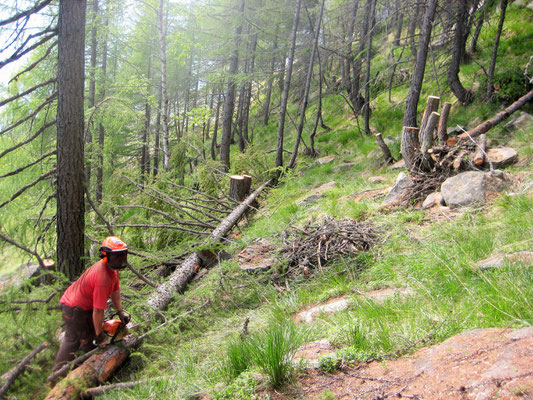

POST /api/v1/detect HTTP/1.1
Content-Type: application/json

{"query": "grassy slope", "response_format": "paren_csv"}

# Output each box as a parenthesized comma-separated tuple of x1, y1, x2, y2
(0, 4, 532, 400)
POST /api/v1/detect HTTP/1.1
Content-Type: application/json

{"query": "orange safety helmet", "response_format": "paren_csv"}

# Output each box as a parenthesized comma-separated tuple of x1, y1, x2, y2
(99, 236, 128, 263)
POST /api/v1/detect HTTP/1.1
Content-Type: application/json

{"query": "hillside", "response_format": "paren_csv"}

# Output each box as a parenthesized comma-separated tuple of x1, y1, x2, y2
(0, 0, 532, 399)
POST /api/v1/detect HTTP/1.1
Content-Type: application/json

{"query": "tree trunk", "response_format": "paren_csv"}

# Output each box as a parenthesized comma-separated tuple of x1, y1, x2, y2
(447, 0, 472, 104)
(401, 126, 420, 171)
(419, 95, 440, 143)
(363, 0, 376, 134)
(263, 24, 279, 126)
(158, 0, 170, 171)
(351, 0, 372, 115)
(96, 2, 109, 205)
(56, 0, 87, 280)
(438, 102, 452, 145)
(275, 0, 302, 174)
(153, 93, 162, 178)
(141, 56, 151, 183)
(211, 90, 221, 160)
(229, 175, 252, 201)
(343, 0, 359, 95)
(407, 2, 420, 56)
(473, 133, 487, 166)
(402, 0, 438, 127)
(242, 32, 257, 146)
(375, 133, 395, 164)
(288, 0, 325, 170)
(487, 0, 508, 101)
(147, 181, 270, 311)
(86, 0, 98, 191)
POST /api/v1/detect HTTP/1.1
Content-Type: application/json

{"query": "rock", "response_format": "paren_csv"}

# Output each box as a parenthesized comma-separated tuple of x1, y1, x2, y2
(333, 162, 358, 172)
(298, 182, 337, 205)
(314, 181, 337, 193)
(368, 176, 386, 183)
(238, 238, 276, 273)
(441, 171, 507, 208)
(316, 155, 336, 165)
(422, 192, 443, 209)
(389, 159, 406, 170)
(296, 297, 349, 323)
(362, 287, 414, 302)
(382, 172, 413, 205)
(476, 251, 533, 270)
(504, 111, 533, 130)
(486, 147, 518, 168)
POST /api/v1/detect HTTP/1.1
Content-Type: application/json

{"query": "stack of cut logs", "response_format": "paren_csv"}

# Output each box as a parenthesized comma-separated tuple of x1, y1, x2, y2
(401, 95, 487, 173)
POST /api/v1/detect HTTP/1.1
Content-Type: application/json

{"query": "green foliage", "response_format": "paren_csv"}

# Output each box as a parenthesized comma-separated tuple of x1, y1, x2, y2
(483, 66, 533, 104)
(213, 371, 268, 400)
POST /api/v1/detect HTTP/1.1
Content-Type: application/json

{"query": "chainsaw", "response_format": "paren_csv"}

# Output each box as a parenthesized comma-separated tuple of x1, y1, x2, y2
(100, 313, 130, 345)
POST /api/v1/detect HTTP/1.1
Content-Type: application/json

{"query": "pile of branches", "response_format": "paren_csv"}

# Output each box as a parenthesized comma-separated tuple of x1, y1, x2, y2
(280, 218, 379, 275)
(397, 171, 450, 207)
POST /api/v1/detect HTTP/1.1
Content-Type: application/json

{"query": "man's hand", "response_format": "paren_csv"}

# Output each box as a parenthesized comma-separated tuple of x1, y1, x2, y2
(117, 310, 130, 325)
(93, 332, 107, 348)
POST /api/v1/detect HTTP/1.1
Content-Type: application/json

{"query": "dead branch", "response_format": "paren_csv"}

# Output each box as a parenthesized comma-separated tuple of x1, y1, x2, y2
(0, 168, 56, 210)
(0, 342, 48, 397)
(0, 0, 53, 27)
(0, 78, 56, 108)
(0, 150, 56, 179)
(0, 93, 57, 136)
(126, 263, 157, 288)
(94, 223, 210, 236)
(458, 89, 533, 138)
(0, 230, 45, 269)
(0, 120, 56, 160)
(9, 41, 58, 83)
(7, 292, 56, 305)
(115, 205, 215, 229)
(85, 188, 114, 235)
(0, 32, 56, 70)
(81, 377, 168, 398)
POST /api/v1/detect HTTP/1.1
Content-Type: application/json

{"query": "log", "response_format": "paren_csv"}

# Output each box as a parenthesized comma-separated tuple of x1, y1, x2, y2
(420, 112, 440, 154)
(446, 137, 458, 146)
(229, 175, 252, 202)
(459, 89, 533, 138)
(400, 126, 420, 171)
(44, 339, 133, 400)
(438, 102, 452, 144)
(473, 134, 487, 166)
(453, 150, 467, 170)
(375, 133, 395, 165)
(419, 95, 440, 143)
(147, 181, 270, 311)
(0, 342, 47, 397)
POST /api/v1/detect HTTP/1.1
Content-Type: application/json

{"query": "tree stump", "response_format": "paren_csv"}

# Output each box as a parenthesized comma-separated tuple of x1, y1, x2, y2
(229, 175, 252, 202)
(438, 102, 451, 144)
(375, 133, 395, 165)
(419, 95, 440, 143)
(401, 126, 420, 171)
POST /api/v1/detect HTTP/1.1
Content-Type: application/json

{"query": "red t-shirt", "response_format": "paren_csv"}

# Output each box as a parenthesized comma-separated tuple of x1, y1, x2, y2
(60, 260, 120, 310)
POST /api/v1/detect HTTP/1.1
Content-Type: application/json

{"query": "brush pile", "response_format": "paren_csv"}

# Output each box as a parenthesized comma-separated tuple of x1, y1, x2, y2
(280, 218, 379, 275)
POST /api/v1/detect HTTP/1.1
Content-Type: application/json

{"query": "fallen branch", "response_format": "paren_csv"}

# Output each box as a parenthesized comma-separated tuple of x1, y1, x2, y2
(458, 89, 533, 138)
(147, 181, 270, 310)
(0, 342, 47, 397)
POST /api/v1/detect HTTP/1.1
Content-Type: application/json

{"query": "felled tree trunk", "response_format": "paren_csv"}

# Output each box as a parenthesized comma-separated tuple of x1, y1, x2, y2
(147, 181, 270, 311)
(473, 134, 487, 166)
(44, 340, 133, 400)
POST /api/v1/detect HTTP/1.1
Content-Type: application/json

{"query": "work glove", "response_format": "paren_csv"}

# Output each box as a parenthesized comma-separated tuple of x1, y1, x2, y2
(117, 310, 131, 325)
(93, 332, 107, 347)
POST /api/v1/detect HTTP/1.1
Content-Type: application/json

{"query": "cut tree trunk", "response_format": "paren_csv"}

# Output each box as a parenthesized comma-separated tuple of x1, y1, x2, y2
(453, 150, 467, 170)
(473, 134, 487, 166)
(421, 112, 440, 154)
(419, 96, 440, 143)
(44, 339, 133, 400)
(401, 126, 420, 171)
(147, 181, 270, 311)
(229, 175, 252, 202)
(438, 102, 452, 144)
(459, 89, 533, 139)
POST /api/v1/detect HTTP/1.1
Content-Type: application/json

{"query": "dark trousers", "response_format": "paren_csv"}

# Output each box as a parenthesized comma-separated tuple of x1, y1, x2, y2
(53, 304, 96, 374)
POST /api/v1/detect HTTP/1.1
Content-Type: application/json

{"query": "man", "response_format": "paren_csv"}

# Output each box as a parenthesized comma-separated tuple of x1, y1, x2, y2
(53, 236, 130, 374)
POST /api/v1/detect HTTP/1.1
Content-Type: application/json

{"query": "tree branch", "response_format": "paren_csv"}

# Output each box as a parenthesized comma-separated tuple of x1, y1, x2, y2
(0, 0, 54, 27)
(0, 168, 56, 210)
(0, 150, 56, 179)
(0, 93, 57, 136)
(0, 120, 56, 160)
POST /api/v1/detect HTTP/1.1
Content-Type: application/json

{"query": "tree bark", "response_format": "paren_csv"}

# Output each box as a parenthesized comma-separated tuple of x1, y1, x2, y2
(363, 0, 376, 134)
(86, 0, 98, 191)
(402, 0, 438, 128)
(158, 0, 170, 171)
(229, 175, 252, 202)
(141, 56, 152, 183)
(473, 133, 487, 166)
(263, 24, 279, 126)
(275, 0, 302, 174)
(147, 181, 269, 311)
(375, 133, 395, 164)
(401, 126, 420, 171)
(487, 0, 508, 101)
(447, 0, 472, 104)
(211, 90, 221, 161)
(220, 0, 245, 171)
(438, 102, 451, 145)
(419, 95, 440, 143)
(56, 0, 87, 280)
(153, 92, 162, 177)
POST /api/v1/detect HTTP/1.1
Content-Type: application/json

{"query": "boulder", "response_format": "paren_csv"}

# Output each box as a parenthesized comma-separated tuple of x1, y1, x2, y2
(486, 147, 518, 168)
(441, 171, 507, 208)
(314, 181, 337, 193)
(299, 194, 322, 205)
(316, 155, 336, 165)
(382, 172, 413, 205)
(476, 251, 533, 270)
(368, 176, 386, 183)
(389, 159, 406, 170)
(333, 162, 358, 172)
(503, 111, 533, 130)
(422, 192, 443, 209)
(293, 340, 336, 368)
(295, 297, 349, 323)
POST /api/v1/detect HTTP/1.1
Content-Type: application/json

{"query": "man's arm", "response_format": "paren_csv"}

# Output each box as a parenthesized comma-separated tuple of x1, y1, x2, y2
(110, 290, 122, 311)
(93, 308, 105, 336)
